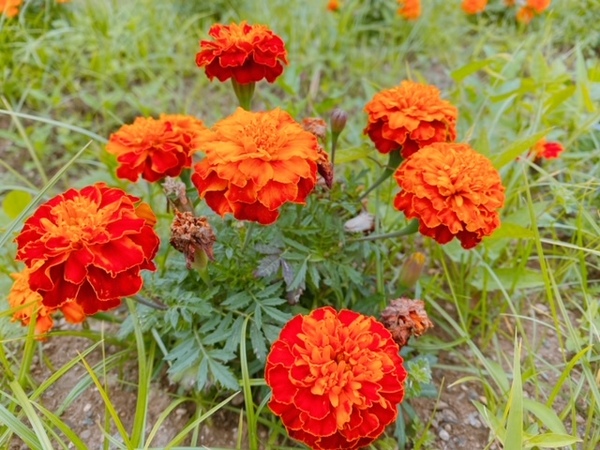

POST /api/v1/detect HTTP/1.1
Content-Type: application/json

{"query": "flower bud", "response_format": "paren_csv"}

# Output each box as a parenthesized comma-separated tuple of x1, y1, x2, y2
(399, 252, 426, 289)
(330, 108, 348, 135)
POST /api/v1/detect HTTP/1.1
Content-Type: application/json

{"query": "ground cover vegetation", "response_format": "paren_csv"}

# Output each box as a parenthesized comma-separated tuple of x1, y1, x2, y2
(1, 0, 600, 449)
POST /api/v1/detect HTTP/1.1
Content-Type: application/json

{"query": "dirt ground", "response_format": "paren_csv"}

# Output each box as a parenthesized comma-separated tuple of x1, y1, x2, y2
(7, 300, 578, 450)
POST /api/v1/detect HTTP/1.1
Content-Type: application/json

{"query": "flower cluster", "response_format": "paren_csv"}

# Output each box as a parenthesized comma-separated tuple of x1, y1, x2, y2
(364, 80, 458, 158)
(15, 183, 159, 325)
(191, 108, 321, 225)
(106, 114, 207, 183)
(0, 0, 21, 17)
(265, 307, 407, 449)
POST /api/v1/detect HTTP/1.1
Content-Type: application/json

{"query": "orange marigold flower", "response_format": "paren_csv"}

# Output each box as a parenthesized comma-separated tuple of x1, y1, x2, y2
(462, 0, 488, 14)
(196, 21, 288, 85)
(327, 0, 341, 11)
(0, 0, 21, 18)
(364, 80, 458, 158)
(15, 183, 160, 315)
(397, 0, 421, 20)
(504, 0, 516, 5)
(516, 6, 535, 23)
(394, 142, 505, 249)
(531, 137, 564, 160)
(527, 0, 551, 13)
(106, 114, 207, 183)
(9, 263, 86, 337)
(265, 306, 407, 450)
(191, 108, 321, 225)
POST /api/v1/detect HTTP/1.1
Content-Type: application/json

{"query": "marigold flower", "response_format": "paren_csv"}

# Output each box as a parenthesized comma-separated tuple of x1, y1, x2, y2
(0, 0, 21, 18)
(462, 0, 488, 14)
(327, 0, 341, 11)
(504, 0, 516, 5)
(191, 108, 321, 225)
(9, 263, 86, 336)
(364, 80, 458, 158)
(516, 6, 535, 23)
(15, 183, 160, 315)
(397, 0, 421, 20)
(196, 21, 288, 85)
(394, 142, 505, 249)
(265, 306, 407, 450)
(527, 0, 551, 13)
(106, 114, 207, 183)
(531, 137, 564, 160)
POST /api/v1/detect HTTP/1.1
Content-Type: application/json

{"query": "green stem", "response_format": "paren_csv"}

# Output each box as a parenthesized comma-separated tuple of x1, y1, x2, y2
(330, 131, 340, 167)
(241, 222, 255, 252)
(359, 151, 403, 200)
(350, 219, 419, 242)
(231, 79, 255, 111)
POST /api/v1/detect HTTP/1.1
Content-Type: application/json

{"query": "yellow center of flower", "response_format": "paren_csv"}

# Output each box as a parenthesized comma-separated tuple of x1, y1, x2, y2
(41, 195, 111, 246)
(295, 310, 391, 429)
(240, 120, 281, 160)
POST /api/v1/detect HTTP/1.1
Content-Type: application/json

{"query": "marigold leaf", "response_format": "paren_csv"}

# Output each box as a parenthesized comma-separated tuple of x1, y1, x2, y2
(207, 359, 239, 390)
(250, 321, 267, 361)
(254, 255, 281, 279)
(262, 306, 292, 324)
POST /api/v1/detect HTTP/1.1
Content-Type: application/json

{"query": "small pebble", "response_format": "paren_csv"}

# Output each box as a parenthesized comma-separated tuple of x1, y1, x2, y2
(439, 429, 450, 441)
(83, 403, 92, 413)
(467, 412, 482, 428)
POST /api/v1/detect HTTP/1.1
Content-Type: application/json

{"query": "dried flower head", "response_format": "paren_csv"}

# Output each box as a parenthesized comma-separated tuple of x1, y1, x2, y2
(302, 117, 328, 141)
(170, 211, 216, 270)
(0, 0, 21, 18)
(364, 80, 458, 158)
(394, 142, 505, 249)
(380, 298, 433, 347)
(531, 137, 564, 160)
(397, 0, 421, 20)
(265, 306, 407, 450)
(192, 108, 321, 225)
(15, 183, 160, 315)
(106, 114, 207, 183)
(462, 0, 488, 14)
(343, 211, 375, 234)
(316, 145, 334, 189)
(196, 21, 288, 85)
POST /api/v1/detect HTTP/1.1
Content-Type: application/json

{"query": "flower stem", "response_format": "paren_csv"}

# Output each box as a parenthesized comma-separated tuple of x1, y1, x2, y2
(350, 219, 420, 242)
(231, 79, 255, 111)
(359, 151, 403, 200)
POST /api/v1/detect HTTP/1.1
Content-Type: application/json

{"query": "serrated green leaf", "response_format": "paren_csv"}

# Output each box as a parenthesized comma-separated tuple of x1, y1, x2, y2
(250, 321, 267, 361)
(288, 259, 307, 291)
(254, 255, 281, 279)
(262, 306, 292, 324)
(2, 190, 32, 219)
(221, 291, 252, 308)
(207, 359, 239, 390)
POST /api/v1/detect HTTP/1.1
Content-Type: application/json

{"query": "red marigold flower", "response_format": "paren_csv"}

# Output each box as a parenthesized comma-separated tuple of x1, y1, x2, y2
(0, 0, 21, 18)
(364, 80, 458, 159)
(15, 183, 160, 315)
(265, 306, 407, 450)
(462, 0, 488, 14)
(106, 114, 207, 183)
(397, 0, 421, 20)
(195, 21, 288, 85)
(527, 0, 551, 13)
(531, 137, 564, 160)
(9, 263, 86, 337)
(191, 108, 321, 225)
(394, 142, 505, 249)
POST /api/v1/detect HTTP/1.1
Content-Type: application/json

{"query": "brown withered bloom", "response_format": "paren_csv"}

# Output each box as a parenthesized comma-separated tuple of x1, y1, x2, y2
(302, 117, 328, 141)
(380, 297, 433, 347)
(163, 177, 193, 213)
(170, 211, 216, 269)
(316, 145, 333, 188)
